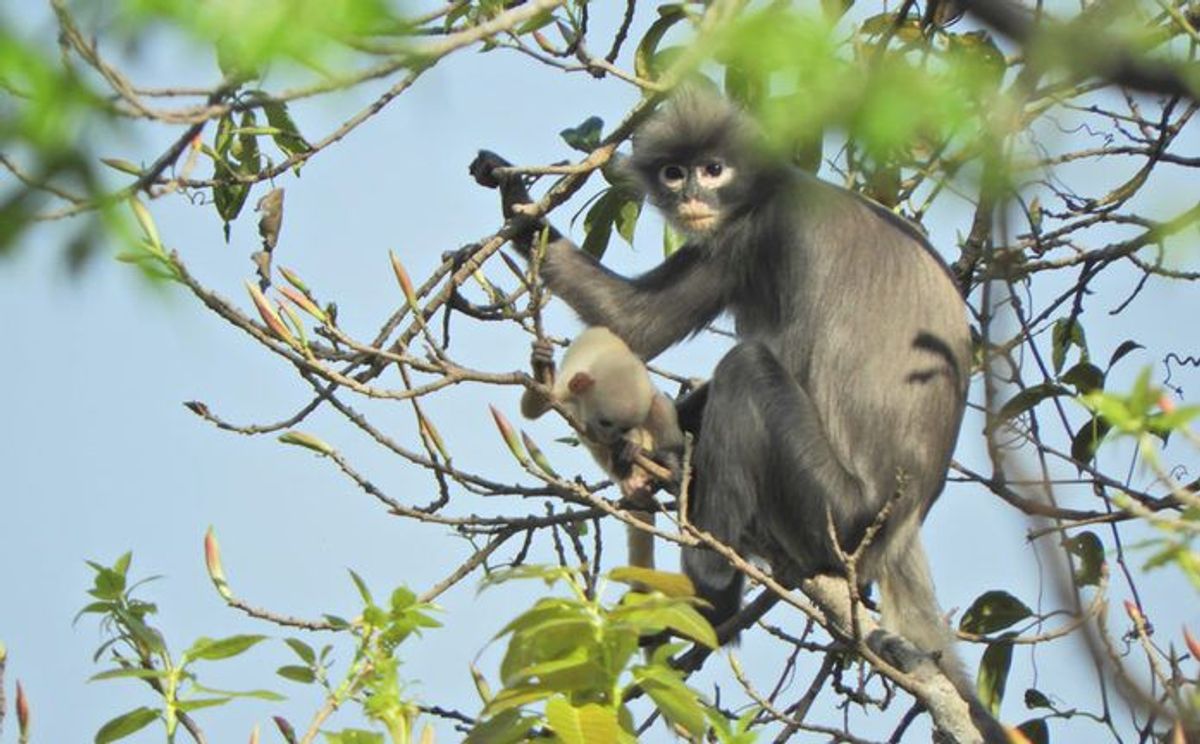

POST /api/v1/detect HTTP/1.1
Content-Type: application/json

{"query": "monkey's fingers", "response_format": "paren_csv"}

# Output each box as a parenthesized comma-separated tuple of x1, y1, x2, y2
(632, 451, 673, 484)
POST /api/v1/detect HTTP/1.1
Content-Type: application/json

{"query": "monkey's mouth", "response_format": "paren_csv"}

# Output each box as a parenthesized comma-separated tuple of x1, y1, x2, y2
(676, 204, 719, 233)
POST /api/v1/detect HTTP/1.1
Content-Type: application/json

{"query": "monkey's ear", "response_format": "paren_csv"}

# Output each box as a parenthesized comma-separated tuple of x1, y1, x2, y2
(567, 372, 595, 396)
(601, 152, 642, 192)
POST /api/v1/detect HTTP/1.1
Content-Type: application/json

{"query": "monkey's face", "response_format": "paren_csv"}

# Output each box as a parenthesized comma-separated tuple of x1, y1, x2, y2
(576, 384, 652, 447)
(652, 158, 737, 236)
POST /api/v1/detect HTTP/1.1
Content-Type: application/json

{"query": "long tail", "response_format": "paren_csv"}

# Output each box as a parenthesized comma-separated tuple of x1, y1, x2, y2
(627, 510, 656, 571)
(878, 532, 1012, 744)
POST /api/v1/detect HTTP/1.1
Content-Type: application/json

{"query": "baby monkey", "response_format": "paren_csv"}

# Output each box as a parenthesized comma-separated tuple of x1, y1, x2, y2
(520, 327, 684, 571)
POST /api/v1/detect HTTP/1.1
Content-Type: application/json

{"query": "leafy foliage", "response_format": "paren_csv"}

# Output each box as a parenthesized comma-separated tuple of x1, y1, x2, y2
(469, 565, 716, 743)
(78, 553, 282, 742)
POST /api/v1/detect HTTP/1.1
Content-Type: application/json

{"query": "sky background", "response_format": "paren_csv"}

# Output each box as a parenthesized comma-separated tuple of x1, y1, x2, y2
(2, 2, 1200, 743)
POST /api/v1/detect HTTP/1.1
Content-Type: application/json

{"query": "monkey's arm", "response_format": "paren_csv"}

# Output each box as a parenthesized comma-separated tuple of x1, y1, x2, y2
(541, 245, 726, 360)
(471, 151, 727, 359)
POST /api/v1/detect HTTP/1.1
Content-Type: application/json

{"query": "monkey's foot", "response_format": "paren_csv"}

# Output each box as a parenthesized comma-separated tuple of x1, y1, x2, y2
(441, 243, 480, 271)
(866, 629, 941, 681)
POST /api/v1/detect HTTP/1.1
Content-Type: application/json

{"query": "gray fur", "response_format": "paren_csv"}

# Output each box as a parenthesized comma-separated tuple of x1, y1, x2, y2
(476, 91, 1000, 739)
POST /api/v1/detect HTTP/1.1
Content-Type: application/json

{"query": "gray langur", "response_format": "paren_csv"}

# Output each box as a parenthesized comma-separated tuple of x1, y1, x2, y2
(472, 90, 1003, 740)
(520, 327, 684, 573)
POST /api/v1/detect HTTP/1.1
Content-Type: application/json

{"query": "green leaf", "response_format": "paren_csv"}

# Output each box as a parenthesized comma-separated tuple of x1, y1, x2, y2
(480, 564, 572, 590)
(175, 696, 232, 712)
(945, 30, 1006, 88)
(515, 9, 557, 35)
(278, 665, 317, 684)
(483, 683, 556, 717)
(284, 637, 316, 664)
(724, 61, 766, 109)
(1061, 362, 1104, 395)
(1149, 405, 1200, 436)
(1016, 718, 1049, 744)
(262, 100, 312, 159)
(1107, 340, 1144, 370)
(185, 634, 267, 662)
(610, 595, 717, 648)
(615, 197, 642, 245)
(1070, 415, 1112, 465)
(545, 698, 620, 744)
(634, 5, 687, 80)
(278, 430, 336, 456)
(634, 666, 708, 738)
(959, 591, 1032, 634)
(581, 188, 627, 259)
(235, 110, 262, 173)
(995, 384, 1069, 425)
(101, 158, 143, 176)
(1062, 531, 1105, 587)
(214, 111, 235, 156)
(662, 223, 685, 257)
(1024, 688, 1052, 710)
(211, 157, 250, 228)
(559, 116, 604, 153)
(608, 567, 695, 597)
(89, 667, 168, 683)
(119, 613, 167, 656)
(348, 569, 374, 605)
(976, 635, 1015, 716)
(601, 628, 640, 680)
(1128, 367, 1157, 415)
(321, 729, 384, 744)
(464, 710, 540, 744)
(193, 681, 284, 700)
(192, 682, 284, 701)
(113, 551, 133, 576)
(505, 646, 606, 693)
(1051, 317, 1088, 374)
(91, 566, 127, 601)
(75, 600, 116, 621)
(95, 707, 160, 743)
(705, 704, 759, 744)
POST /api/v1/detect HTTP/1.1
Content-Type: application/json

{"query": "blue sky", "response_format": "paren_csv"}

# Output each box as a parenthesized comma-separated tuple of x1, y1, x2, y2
(3, 3, 1199, 743)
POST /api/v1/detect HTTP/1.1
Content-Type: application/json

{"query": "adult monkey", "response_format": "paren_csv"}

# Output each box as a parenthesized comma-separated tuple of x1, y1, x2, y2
(471, 90, 1001, 741)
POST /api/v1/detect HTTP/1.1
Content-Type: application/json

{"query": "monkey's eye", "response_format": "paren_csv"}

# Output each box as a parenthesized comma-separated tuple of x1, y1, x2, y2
(597, 418, 613, 428)
(697, 159, 733, 188)
(659, 164, 686, 188)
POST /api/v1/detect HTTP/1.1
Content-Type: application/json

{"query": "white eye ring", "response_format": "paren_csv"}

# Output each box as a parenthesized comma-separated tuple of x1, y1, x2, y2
(696, 160, 733, 189)
(659, 164, 686, 189)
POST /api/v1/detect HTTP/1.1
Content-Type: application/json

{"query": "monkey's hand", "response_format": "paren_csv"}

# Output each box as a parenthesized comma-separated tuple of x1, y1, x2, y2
(529, 338, 555, 385)
(469, 150, 535, 218)
(613, 439, 677, 494)
(468, 150, 512, 190)
(469, 150, 561, 257)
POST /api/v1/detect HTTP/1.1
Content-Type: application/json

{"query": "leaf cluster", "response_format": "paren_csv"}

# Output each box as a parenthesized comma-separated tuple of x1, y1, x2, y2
(467, 565, 724, 743)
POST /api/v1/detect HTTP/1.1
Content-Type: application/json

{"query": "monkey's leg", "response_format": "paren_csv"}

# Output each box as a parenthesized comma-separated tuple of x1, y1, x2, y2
(683, 341, 868, 628)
